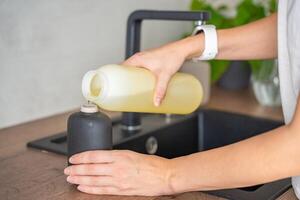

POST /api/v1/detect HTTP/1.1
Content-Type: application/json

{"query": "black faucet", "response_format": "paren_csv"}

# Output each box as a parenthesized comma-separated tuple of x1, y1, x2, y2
(122, 10, 210, 131)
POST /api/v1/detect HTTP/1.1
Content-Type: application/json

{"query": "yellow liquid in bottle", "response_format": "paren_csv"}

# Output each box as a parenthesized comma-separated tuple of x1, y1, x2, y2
(90, 74, 102, 97)
(84, 65, 203, 114)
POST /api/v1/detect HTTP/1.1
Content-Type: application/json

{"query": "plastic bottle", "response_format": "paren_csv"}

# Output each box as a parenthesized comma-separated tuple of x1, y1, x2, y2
(67, 103, 112, 165)
(82, 64, 203, 114)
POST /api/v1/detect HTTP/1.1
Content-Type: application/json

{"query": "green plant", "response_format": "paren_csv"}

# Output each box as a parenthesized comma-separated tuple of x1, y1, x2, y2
(190, 0, 277, 83)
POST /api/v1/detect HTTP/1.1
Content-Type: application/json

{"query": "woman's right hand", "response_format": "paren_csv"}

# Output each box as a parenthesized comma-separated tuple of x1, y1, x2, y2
(122, 35, 203, 106)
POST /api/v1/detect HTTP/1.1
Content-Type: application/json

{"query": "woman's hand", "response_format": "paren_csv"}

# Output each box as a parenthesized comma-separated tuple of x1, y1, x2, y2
(122, 35, 203, 106)
(64, 150, 174, 196)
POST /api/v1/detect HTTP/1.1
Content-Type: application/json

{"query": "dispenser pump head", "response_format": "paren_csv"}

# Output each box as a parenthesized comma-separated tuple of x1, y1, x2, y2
(80, 103, 98, 113)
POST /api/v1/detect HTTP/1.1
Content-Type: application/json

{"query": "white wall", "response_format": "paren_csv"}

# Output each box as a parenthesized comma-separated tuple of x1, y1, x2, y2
(0, 0, 193, 128)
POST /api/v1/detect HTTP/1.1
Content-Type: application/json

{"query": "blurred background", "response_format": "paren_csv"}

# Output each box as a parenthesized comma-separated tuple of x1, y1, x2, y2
(1, 0, 274, 129)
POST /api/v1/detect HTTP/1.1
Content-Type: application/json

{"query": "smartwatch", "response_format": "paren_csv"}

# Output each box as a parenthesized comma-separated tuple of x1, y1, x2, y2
(192, 25, 218, 61)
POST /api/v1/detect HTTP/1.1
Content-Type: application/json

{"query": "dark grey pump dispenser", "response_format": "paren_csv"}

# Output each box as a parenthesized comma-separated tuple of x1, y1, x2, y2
(67, 103, 112, 163)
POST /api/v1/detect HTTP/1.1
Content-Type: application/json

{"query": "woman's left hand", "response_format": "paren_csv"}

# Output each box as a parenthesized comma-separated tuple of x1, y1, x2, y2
(64, 150, 174, 196)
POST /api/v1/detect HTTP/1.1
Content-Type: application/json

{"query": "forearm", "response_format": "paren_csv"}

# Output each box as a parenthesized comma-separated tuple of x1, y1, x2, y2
(176, 13, 277, 60)
(169, 124, 300, 192)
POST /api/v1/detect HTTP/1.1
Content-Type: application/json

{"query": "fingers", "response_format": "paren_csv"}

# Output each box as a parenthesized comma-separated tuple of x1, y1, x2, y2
(67, 175, 115, 187)
(154, 74, 170, 106)
(77, 185, 121, 195)
(69, 150, 114, 164)
(64, 163, 113, 176)
(122, 52, 173, 107)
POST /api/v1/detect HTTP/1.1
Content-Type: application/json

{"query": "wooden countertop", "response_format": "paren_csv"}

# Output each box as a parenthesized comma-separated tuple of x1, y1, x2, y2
(0, 86, 297, 200)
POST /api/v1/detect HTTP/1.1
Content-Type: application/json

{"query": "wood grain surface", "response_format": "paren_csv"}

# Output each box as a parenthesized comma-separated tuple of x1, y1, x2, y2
(0, 86, 297, 200)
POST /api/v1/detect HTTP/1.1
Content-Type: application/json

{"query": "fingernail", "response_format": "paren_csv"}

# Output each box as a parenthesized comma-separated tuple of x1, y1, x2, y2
(69, 157, 74, 163)
(67, 176, 73, 183)
(64, 167, 70, 175)
(154, 98, 160, 107)
(77, 185, 83, 190)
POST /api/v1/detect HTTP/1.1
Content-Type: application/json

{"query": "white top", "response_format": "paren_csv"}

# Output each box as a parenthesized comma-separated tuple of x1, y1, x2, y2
(278, 0, 300, 198)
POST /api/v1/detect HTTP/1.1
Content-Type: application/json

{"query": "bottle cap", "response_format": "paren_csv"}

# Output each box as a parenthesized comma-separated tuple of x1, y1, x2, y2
(80, 103, 98, 113)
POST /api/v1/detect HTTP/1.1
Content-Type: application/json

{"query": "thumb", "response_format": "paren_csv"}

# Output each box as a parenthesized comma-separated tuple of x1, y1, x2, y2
(154, 74, 170, 107)
(122, 53, 143, 67)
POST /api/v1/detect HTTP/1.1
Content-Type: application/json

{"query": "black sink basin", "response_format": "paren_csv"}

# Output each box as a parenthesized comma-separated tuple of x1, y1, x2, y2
(28, 109, 291, 200)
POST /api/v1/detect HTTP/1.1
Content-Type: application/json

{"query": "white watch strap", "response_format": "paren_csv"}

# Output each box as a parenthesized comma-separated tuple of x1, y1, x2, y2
(192, 25, 218, 61)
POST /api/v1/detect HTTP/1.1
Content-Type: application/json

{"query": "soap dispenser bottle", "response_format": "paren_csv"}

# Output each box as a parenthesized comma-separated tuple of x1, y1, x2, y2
(67, 103, 112, 164)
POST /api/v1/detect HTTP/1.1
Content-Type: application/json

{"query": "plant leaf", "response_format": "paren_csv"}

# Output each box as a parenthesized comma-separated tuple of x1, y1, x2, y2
(210, 60, 230, 83)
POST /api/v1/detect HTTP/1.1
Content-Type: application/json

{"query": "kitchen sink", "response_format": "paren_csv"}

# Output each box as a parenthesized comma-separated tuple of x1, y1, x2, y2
(28, 109, 291, 200)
